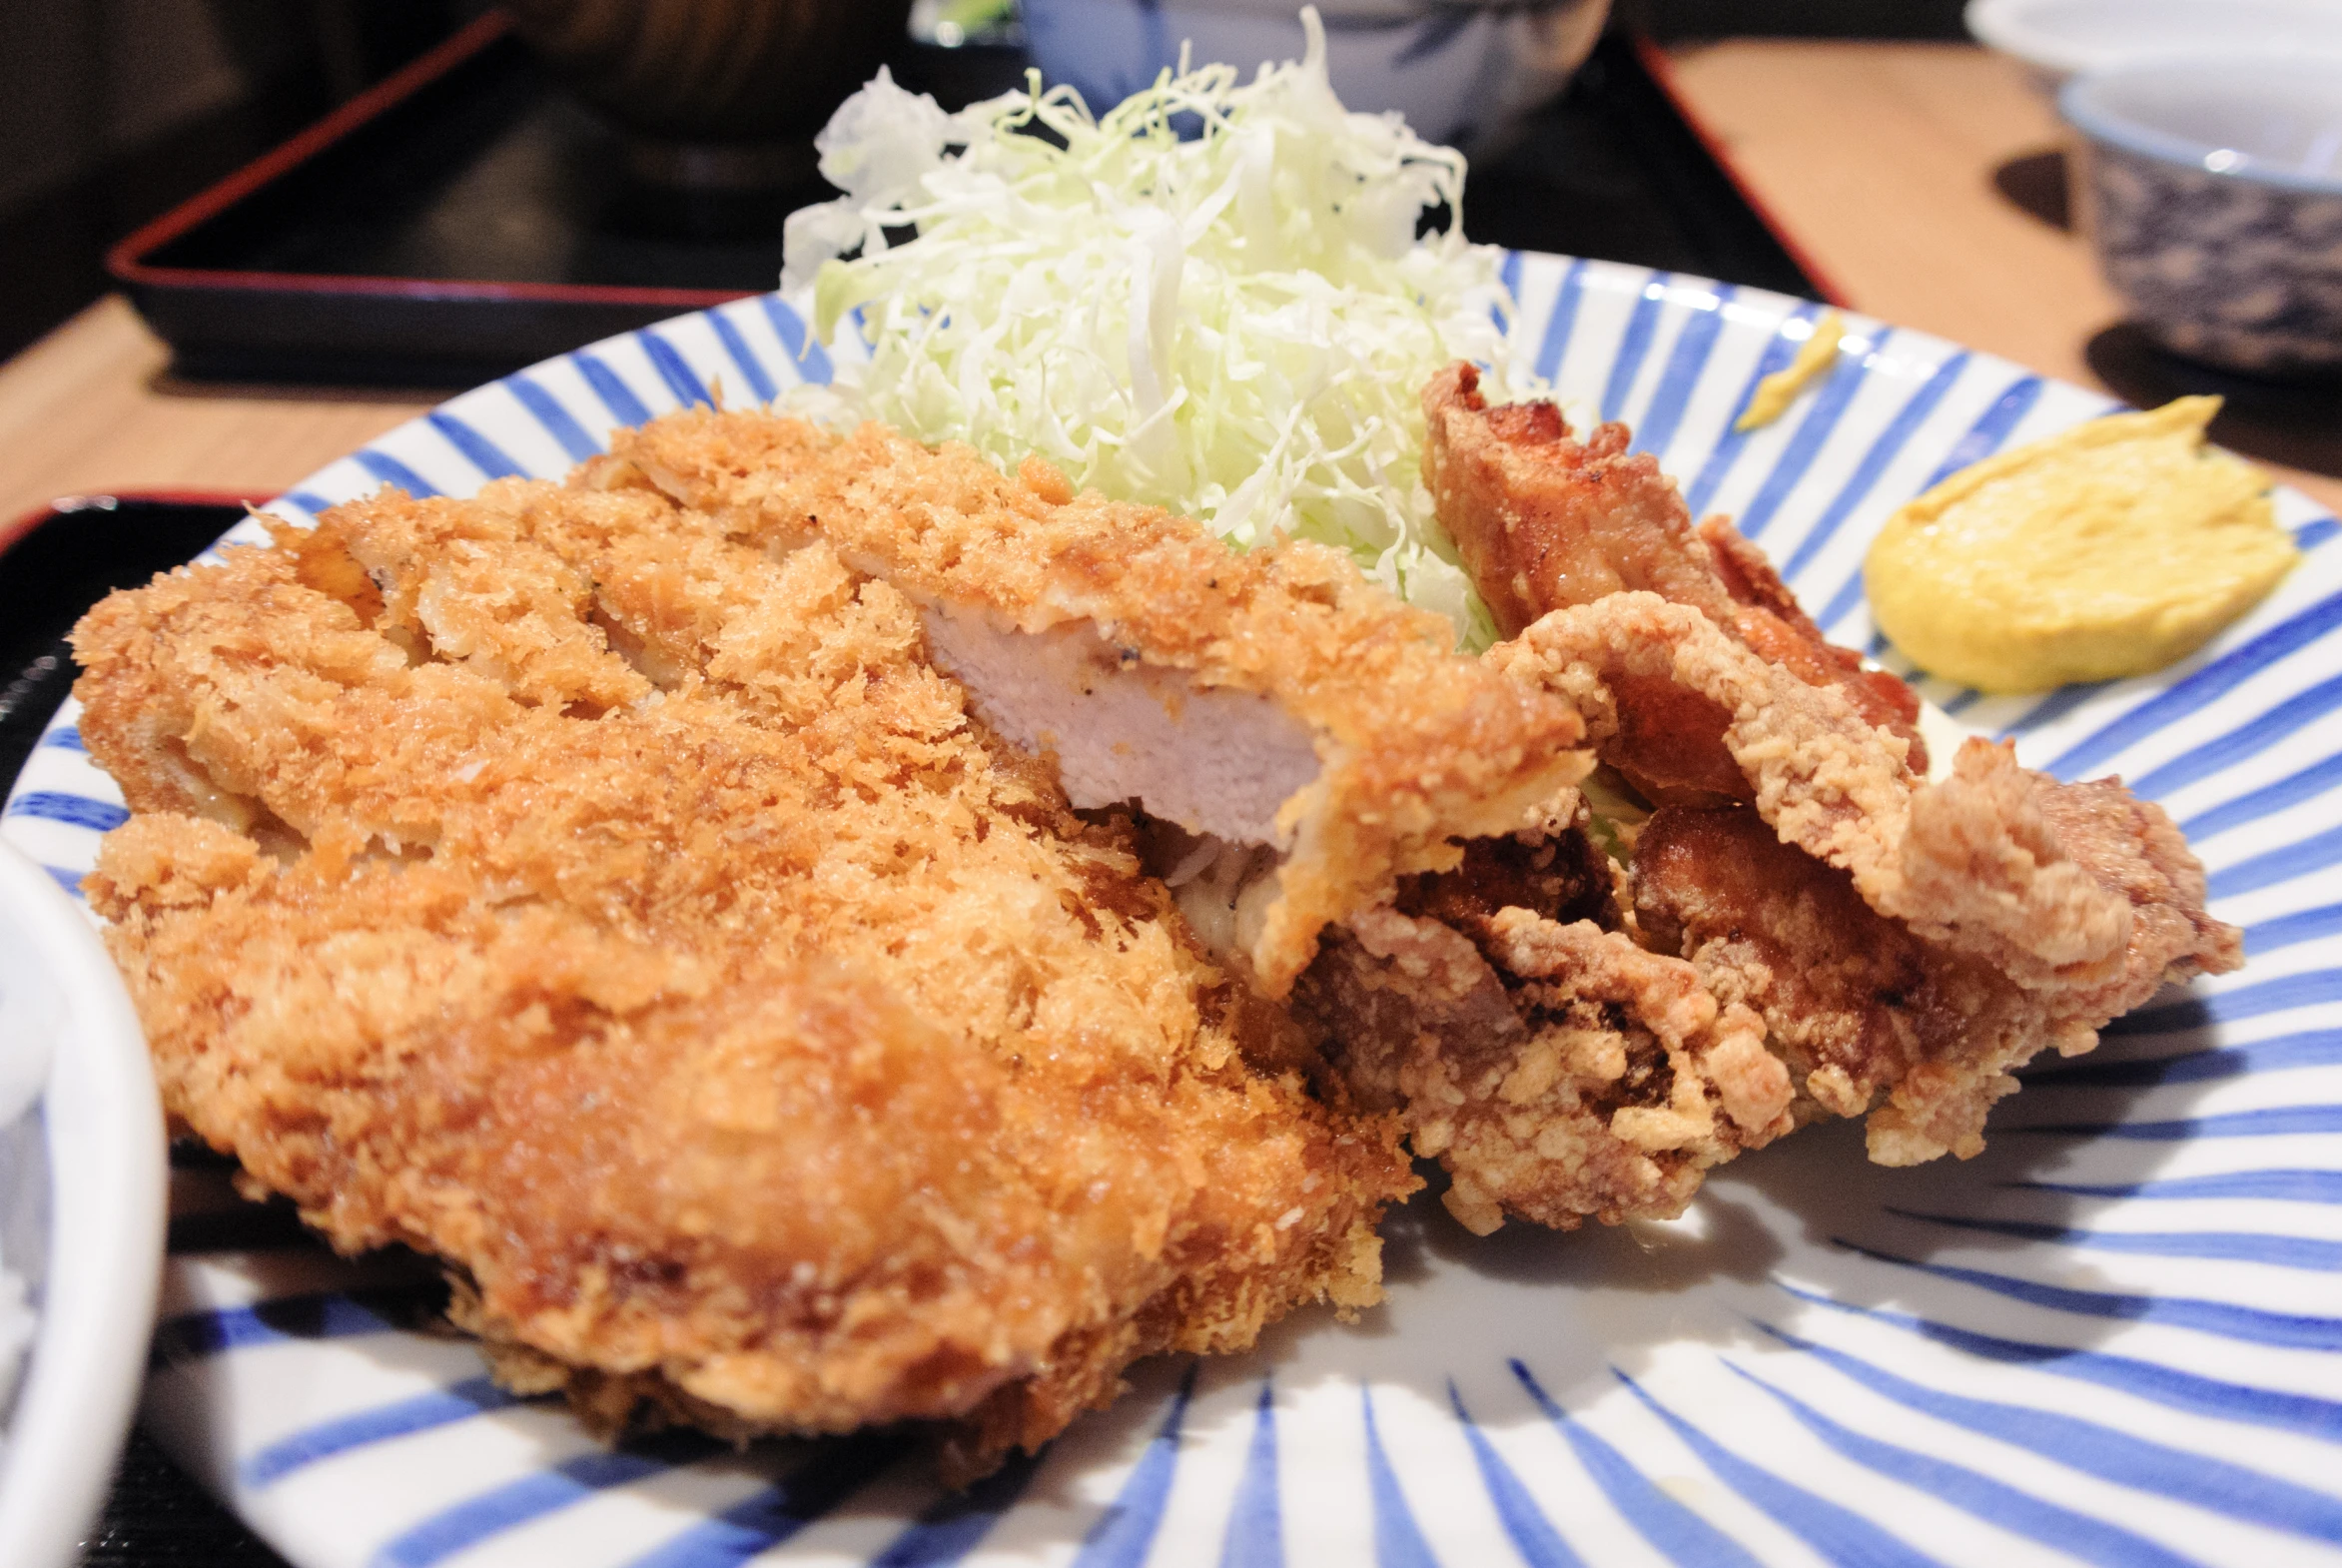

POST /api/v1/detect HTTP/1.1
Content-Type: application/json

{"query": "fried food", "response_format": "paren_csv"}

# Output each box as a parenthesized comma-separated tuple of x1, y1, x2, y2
(1421, 362, 1924, 801)
(609, 409, 1591, 996)
(1468, 504, 2241, 1170)
(1637, 803, 2071, 1161)
(72, 474, 1417, 1474)
(1297, 808, 1793, 1233)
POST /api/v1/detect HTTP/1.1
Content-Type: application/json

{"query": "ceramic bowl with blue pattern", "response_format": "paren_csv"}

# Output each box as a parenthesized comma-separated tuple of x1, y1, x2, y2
(2063, 55, 2342, 377)
(1019, 0, 1609, 153)
(8, 256, 2342, 1566)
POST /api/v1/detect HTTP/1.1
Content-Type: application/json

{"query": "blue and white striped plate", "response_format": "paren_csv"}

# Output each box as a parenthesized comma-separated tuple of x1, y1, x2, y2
(9, 254, 2342, 1567)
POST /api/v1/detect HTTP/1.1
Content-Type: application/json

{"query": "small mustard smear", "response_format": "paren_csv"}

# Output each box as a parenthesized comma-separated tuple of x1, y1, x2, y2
(1736, 309, 1845, 431)
(1866, 396, 2298, 694)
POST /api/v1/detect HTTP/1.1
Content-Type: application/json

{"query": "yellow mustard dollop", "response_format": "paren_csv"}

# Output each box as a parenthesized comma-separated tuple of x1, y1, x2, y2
(1736, 310, 1845, 432)
(1865, 395, 2298, 694)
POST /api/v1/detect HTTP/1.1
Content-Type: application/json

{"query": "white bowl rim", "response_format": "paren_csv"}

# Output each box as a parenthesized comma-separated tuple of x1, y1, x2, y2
(0, 843, 166, 1568)
(1966, 0, 2342, 78)
(2059, 52, 2342, 198)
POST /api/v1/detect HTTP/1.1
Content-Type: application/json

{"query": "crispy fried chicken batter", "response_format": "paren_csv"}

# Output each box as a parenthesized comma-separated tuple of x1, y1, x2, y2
(1422, 362, 1924, 802)
(1294, 803, 1792, 1233)
(73, 473, 1416, 1472)
(1453, 435, 2242, 1170)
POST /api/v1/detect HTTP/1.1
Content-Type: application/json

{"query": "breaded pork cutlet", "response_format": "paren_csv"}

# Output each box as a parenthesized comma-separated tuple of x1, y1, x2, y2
(1425, 371, 2241, 1168)
(609, 409, 1591, 996)
(72, 477, 1416, 1475)
(605, 412, 1804, 1236)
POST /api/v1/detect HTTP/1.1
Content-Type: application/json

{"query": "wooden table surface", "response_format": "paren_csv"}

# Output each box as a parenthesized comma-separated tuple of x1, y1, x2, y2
(1660, 40, 2342, 516)
(0, 39, 2334, 526)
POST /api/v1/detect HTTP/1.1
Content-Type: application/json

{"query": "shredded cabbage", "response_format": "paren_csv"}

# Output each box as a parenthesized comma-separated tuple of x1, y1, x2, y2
(780, 9, 1548, 648)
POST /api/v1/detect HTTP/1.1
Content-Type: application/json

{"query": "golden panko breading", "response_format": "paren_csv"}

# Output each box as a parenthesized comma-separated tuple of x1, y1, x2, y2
(73, 479, 1415, 1474)
(609, 410, 1591, 995)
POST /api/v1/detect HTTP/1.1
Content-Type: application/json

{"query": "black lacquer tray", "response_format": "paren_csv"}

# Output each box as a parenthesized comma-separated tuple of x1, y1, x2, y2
(110, 20, 1831, 387)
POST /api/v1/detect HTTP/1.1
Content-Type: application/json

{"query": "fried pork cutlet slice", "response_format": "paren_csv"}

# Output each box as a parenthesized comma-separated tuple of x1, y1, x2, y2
(73, 486, 1416, 1475)
(608, 409, 1591, 996)
(1295, 807, 1793, 1233)
(1421, 361, 1924, 802)
(1497, 593, 2241, 1162)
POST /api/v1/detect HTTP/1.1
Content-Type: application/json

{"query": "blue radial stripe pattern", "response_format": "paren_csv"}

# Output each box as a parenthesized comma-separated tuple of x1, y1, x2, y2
(708, 311, 779, 405)
(150, 1284, 441, 1366)
(640, 331, 715, 410)
(2209, 825, 2342, 900)
(1628, 283, 1735, 460)
(1613, 1369, 1940, 1568)
(1072, 1366, 1196, 1568)
(2128, 671, 2342, 802)
(758, 295, 832, 385)
(1722, 1359, 2206, 1568)
(574, 351, 653, 427)
(1755, 1321, 2342, 1543)
(1770, 344, 1957, 570)
(1881, 1207, 2342, 1269)
(2021, 1026, 2342, 1087)
(1832, 1237, 2342, 1349)
(1512, 1360, 1760, 1568)
(870, 1447, 1044, 1567)
(2015, 1105, 2342, 1141)
(352, 448, 441, 499)
(1599, 274, 1672, 424)
(368, 1433, 732, 1568)
(505, 375, 602, 461)
(2014, 1170, 2342, 1204)
(1529, 256, 1590, 382)
(1359, 1387, 1439, 1568)
(1680, 298, 1820, 517)
(2247, 904, 2342, 955)
(243, 1377, 533, 1486)
(6, 790, 127, 831)
(2044, 588, 2342, 782)
(12, 254, 2342, 1567)
(2103, 968, 2342, 1035)
(1218, 1380, 1283, 1568)
(1736, 331, 1914, 547)
(1775, 1280, 2342, 1444)
(1448, 1383, 1582, 1568)
(423, 410, 522, 480)
(1813, 372, 2047, 635)
(623, 1434, 911, 1568)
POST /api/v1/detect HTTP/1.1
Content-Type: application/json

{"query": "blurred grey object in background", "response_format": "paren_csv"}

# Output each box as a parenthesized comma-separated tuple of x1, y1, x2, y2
(1617, 0, 1968, 36)
(1019, 0, 1612, 154)
(496, 0, 914, 144)
(0, 0, 467, 362)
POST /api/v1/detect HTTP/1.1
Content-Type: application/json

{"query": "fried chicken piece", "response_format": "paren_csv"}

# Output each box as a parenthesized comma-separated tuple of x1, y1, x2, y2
(73, 483, 1416, 1474)
(1635, 804, 2053, 1161)
(1292, 803, 1793, 1233)
(609, 409, 1591, 995)
(1493, 594, 2239, 1163)
(1421, 361, 1923, 800)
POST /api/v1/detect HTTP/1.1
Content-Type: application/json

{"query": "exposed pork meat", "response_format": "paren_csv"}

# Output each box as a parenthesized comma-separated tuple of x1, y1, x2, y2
(613, 409, 1593, 995)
